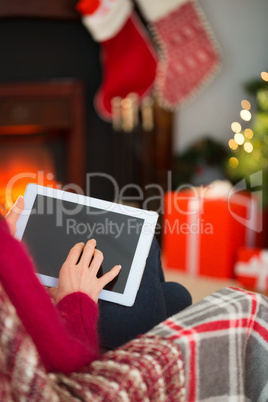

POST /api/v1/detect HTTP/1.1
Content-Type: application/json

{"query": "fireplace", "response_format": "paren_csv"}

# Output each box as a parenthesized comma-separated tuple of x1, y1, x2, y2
(0, 4, 174, 230)
(0, 80, 86, 211)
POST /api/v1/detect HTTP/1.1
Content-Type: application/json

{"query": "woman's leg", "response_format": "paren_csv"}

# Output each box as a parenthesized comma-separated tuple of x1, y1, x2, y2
(98, 237, 192, 350)
(162, 281, 192, 317)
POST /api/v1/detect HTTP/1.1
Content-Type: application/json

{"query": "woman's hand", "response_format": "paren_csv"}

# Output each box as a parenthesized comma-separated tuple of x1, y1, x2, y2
(49, 239, 121, 304)
(5, 196, 24, 236)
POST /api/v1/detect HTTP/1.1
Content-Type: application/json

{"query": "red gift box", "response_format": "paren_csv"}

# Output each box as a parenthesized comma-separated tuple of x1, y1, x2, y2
(162, 185, 259, 279)
(235, 248, 268, 292)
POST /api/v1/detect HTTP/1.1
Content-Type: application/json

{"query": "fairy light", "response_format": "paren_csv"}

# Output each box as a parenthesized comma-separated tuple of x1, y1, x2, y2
(244, 142, 253, 153)
(240, 109, 252, 121)
(229, 157, 239, 168)
(261, 72, 268, 82)
(231, 122, 242, 133)
(234, 133, 244, 145)
(229, 139, 238, 150)
(244, 128, 254, 139)
(241, 100, 251, 110)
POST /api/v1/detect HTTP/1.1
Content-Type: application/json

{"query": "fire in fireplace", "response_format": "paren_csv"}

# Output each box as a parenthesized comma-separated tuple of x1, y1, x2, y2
(0, 81, 86, 212)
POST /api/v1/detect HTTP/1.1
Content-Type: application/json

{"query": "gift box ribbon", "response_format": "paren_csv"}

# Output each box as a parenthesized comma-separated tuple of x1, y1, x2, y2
(235, 251, 268, 293)
(185, 192, 258, 276)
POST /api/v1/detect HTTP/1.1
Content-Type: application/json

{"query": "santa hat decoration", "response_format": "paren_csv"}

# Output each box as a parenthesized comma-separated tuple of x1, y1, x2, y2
(136, 0, 221, 110)
(76, 0, 158, 121)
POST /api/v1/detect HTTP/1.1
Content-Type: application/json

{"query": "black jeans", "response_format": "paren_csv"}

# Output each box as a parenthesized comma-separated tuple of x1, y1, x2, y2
(98, 237, 192, 350)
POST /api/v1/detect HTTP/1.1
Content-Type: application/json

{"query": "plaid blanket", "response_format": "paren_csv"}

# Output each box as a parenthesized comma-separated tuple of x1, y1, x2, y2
(150, 287, 268, 401)
(0, 283, 185, 401)
(1, 283, 268, 401)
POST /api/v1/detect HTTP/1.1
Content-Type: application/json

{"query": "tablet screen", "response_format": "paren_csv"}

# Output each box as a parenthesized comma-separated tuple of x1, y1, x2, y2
(22, 194, 145, 294)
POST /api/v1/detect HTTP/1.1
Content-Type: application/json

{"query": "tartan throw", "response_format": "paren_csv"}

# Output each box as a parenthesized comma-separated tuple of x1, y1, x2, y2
(150, 287, 268, 401)
(2, 282, 268, 401)
(0, 283, 185, 401)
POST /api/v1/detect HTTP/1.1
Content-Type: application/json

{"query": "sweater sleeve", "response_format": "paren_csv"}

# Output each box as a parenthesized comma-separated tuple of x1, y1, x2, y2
(0, 219, 100, 373)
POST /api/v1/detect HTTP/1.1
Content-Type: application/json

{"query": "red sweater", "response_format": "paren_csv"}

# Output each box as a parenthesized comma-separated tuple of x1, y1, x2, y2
(0, 219, 100, 373)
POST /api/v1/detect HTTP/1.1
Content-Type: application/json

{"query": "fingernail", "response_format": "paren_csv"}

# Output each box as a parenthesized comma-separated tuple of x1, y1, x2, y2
(117, 265, 122, 270)
(15, 196, 23, 204)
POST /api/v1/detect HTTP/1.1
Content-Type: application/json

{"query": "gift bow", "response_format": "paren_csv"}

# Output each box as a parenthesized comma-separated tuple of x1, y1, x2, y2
(235, 251, 268, 292)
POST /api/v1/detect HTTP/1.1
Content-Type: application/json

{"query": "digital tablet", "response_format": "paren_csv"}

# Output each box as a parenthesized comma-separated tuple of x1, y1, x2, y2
(15, 183, 158, 307)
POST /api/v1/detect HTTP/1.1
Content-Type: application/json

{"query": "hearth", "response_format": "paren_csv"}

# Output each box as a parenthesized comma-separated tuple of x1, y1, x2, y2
(0, 80, 85, 211)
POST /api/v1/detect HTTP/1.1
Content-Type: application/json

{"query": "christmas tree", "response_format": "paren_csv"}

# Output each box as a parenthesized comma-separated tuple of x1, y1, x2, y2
(226, 72, 268, 207)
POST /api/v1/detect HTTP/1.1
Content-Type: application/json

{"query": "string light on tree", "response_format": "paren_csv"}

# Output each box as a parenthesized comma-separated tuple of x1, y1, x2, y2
(226, 70, 268, 207)
(229, 157, 239, 168)
(228, 139, 238, 150)
(231, 122, 242, 133)
(244, 142, 253, 153)
(234, 133, 245, 145)
(240, 109, 252, 121)
(241, 99, 251, 110)
(261, 72, 268, 81)
(244, 128, 254, 139)
(240, 98, 252, 121)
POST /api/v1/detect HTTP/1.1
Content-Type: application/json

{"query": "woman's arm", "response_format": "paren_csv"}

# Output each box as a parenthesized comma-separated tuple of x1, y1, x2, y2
(0, 208, 120, 373)
(0, 219, 99, 372)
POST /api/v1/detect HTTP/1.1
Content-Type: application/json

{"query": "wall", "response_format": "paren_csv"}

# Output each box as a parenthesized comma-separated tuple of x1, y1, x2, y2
(174, 0, 268, 154)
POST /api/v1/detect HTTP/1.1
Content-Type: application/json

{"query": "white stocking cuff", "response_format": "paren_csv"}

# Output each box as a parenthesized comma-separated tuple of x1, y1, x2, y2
(136, 0, 187, 22)
(82, 0, 133, 42)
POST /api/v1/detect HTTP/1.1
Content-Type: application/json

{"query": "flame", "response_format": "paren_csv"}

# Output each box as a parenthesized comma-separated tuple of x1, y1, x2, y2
(0, 145, 58, 211)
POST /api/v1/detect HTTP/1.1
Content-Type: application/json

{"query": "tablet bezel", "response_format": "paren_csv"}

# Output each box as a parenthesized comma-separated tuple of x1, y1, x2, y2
(15, 183, 159, 306)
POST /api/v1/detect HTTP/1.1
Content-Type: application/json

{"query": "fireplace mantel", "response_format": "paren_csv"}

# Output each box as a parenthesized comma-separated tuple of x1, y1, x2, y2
(0, 0, 80, 20)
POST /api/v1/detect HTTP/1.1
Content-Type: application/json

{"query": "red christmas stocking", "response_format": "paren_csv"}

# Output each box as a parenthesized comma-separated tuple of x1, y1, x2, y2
(76, 0, 158, 121)
(136, 0, 221, 110)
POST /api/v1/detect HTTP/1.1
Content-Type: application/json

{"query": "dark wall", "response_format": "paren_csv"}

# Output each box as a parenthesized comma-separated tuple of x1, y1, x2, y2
(0, 17, 115, 200)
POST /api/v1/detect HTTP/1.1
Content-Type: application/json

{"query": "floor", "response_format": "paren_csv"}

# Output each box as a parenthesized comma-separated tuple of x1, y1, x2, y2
(163, 267, 241, 304)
